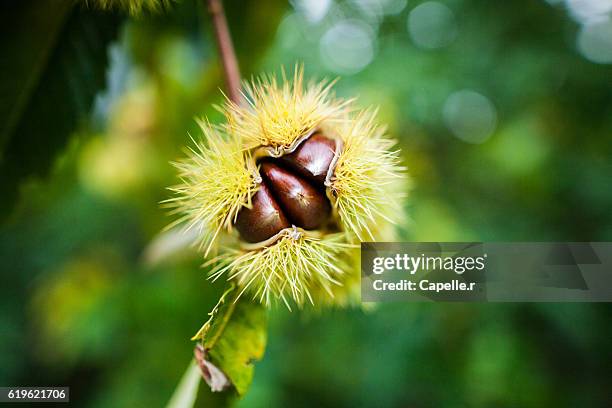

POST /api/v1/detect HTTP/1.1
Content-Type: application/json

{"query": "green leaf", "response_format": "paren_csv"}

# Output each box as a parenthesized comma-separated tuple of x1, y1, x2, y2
(0, 1, 123, 219)
(0, 1, 71, 150)
(192, 285, 268, 396)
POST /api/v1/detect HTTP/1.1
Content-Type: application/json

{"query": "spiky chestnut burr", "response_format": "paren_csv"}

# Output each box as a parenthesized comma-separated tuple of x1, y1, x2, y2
(234, 133, 334, 243)
(168, 68, 407, 307)
(83, 0, 172, 14)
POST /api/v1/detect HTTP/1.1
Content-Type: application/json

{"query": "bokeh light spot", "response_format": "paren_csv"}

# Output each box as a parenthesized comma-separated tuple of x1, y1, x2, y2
(443, 90, 498, 144)
(567, 0, 612, 24)
(577, 18, 612, 64)
(291, 0, 331, 23)
(352, 0, 408, 17)
(407, 1, 457, 49)
(320, 19, 375, 74)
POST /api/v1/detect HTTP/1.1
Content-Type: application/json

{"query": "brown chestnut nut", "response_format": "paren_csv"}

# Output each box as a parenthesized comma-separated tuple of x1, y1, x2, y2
(278, 132, 336, 184)
(234, 182, 290, 243)
(260, 162, 330, 230)
(234, 133, 336, 243)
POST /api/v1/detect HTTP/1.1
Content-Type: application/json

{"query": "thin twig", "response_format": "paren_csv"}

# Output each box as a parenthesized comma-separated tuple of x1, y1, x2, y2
(206, 0, 242, 104)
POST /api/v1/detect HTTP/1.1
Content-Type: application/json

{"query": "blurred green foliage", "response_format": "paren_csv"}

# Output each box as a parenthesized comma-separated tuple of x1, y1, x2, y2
(0, 0, 611, 407)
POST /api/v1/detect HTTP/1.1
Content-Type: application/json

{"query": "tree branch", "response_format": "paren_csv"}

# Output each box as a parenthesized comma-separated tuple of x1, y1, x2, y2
(206, 0, 241, 104)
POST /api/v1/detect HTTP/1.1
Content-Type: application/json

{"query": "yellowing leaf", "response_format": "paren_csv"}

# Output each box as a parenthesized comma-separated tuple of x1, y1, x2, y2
(192, 285, 267, 396)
